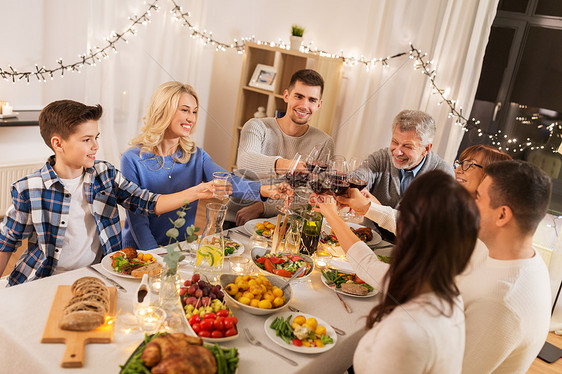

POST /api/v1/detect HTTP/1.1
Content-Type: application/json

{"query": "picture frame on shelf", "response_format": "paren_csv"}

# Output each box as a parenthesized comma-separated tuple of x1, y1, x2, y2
(248, 64, 277, 91)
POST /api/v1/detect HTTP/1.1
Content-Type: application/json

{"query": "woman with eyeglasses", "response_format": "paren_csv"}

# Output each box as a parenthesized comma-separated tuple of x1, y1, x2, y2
(454, 144, 512, 196)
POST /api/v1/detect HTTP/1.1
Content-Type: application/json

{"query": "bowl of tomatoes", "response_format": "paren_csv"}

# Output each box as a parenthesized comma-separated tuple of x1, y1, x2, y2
(251, 247, 314, 280)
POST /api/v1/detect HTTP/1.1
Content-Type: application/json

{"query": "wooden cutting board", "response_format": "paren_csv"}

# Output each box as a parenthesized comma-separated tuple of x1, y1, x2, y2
(41, 285, 117, 368)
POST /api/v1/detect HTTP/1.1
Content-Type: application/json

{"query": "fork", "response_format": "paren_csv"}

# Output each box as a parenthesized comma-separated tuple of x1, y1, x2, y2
(244, 328, 298, 366)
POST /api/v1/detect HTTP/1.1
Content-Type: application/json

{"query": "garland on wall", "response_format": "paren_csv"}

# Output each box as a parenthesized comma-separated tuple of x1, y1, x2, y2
(1, 0, 558, 154)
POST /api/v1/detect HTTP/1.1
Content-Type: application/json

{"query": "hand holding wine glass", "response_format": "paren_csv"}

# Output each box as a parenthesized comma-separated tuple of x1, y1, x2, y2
(326, 155, 350, 196)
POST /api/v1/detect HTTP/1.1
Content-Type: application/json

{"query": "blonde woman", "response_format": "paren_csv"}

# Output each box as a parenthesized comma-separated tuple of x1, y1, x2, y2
(121, 81, 274, 250)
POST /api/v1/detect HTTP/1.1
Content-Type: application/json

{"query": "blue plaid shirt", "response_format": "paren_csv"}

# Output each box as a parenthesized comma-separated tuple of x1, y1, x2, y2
(0, 157, 159, 286)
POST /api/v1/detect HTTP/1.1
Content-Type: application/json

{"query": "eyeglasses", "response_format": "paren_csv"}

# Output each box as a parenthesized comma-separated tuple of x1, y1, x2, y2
(454, 160, 483, 172)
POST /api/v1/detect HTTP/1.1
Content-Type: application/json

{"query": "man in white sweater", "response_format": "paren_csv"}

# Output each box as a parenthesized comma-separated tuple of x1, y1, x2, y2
(336, 160, 552, 373)
(227, 69, 334, 225)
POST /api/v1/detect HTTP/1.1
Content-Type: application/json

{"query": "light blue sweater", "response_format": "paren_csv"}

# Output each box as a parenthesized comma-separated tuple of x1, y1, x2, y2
(121, 147, 262, 250)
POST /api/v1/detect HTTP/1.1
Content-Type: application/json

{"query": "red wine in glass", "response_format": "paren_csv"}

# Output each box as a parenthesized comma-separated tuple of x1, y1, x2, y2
(328, 173, 350, 195)
(348, 177, 367, 190)
(308, 179, 330, 194)
(285, 171, 309, 188)
(305, 161, 328, 173)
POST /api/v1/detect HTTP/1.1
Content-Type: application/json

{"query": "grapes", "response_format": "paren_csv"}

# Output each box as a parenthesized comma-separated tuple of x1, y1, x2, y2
(209, 293, 217, 300)
(194, 289, 203, 298)
(181, 274, 225, 304)
(192, 274, 201, 283)
(187, 286, 196, 295)
(198, 280, 207, 289)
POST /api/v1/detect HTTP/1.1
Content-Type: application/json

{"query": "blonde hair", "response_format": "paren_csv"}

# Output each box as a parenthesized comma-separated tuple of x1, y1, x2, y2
(130, 81, 198, 163)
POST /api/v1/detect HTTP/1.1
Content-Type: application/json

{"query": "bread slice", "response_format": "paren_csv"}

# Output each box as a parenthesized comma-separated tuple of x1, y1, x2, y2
(131, 262, 162, 278)
(59, 311, 105, 331)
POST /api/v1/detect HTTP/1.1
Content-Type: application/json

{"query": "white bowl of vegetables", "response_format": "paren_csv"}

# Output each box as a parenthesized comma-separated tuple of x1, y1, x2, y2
(250, 247, 314, 280)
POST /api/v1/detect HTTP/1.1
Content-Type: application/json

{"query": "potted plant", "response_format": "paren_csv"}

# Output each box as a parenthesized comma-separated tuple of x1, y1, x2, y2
(290, 25, 305, 50)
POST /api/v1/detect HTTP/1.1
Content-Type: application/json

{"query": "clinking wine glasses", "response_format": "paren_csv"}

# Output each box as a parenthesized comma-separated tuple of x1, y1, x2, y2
(326, 155, 350, 196)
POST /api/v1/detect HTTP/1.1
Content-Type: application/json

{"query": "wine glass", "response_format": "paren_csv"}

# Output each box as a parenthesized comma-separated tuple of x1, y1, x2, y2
(346, 158, 370, 222)
(305, 145, 330, 174)
(326, 155, 349, 196)
(285, 152, 307, 189)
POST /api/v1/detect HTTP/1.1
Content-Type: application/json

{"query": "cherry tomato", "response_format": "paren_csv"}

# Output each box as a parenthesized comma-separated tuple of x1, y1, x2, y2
(191, 323, 201, 334)
(292, 338, 303, 347)
(270, 256, 285, 265)
(188, 315, 201, 325)
(198, 330, 211, 338)
(200, 319, 214, 331)
(216, 309, 229, 318)
(211, 330, 224, 339)
(291, 255, 305, 262)
(256, 256, 266, 264)
(273, 268, 292, 278)
(353, 274, 366, 284)
(225, 316, 238, 326)
(203, 312, 217, 320)
(264, 258, 275, 273)
(225, 327, 237, 337)
(224, 319, 234, 330)
(213, 319, 224, 331)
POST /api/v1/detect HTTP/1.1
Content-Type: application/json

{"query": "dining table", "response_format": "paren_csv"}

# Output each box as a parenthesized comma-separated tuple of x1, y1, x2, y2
(0, 229, 390, 374)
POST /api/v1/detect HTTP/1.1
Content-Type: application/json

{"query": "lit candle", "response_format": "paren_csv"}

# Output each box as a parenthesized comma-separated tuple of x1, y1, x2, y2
(230, 257, 249, 274)
(135, 306, 167, 334)
(2, 103, 12, 115)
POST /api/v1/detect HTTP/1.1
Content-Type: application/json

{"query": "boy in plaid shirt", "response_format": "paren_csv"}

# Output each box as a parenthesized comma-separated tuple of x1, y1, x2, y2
(0, 100, 218, 286)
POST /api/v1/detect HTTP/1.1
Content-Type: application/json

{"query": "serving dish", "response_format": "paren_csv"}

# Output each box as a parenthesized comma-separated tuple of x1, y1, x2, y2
(250, 247, 314, 280)
(219, 274, 292, 316)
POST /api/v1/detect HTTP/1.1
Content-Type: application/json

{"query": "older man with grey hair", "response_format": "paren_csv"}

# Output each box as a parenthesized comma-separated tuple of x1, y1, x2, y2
(366, 110, 452, 209)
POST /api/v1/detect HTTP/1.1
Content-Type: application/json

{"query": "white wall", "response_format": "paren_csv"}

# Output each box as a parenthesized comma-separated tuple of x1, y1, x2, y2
(0, 1, 484, 170)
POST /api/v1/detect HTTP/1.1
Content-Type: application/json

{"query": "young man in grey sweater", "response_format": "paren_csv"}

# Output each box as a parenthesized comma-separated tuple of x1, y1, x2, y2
(227, 69, 334, 226)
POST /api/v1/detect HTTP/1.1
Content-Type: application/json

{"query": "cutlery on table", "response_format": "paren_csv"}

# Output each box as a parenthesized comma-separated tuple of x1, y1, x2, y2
(288, 306, 346, 336)
(233, 229, 251, 238)
(87, 265, 127, 293)
(280, 266, 307, 292)
(335, 292, 353, 313)
(244, 328, 298, 366)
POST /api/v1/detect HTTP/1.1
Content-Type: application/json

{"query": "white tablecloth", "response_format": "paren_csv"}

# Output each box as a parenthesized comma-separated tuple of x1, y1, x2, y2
(0, 231, 383, 373)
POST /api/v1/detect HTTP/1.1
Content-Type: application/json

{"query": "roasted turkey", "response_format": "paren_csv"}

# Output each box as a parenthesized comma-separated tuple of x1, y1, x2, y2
(141, 333, 217, 374)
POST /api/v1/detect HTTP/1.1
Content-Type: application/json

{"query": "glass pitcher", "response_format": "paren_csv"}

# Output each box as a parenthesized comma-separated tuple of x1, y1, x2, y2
(196, 203, 227, 273)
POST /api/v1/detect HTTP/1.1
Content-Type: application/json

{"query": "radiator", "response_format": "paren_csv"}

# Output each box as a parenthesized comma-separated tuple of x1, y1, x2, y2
(0, 163, 43, 217)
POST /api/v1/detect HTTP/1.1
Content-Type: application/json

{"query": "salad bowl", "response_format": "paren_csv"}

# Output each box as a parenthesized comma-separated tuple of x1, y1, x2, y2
(250, 247, 315, 281)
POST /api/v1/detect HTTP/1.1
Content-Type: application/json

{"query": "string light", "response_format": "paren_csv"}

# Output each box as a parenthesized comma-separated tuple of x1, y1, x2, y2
(0, 1, 160, 83)
(2, 0, 558, 153)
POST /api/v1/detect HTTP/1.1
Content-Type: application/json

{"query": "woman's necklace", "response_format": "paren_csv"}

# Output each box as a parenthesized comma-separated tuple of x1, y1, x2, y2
(167, 158, 176, 179)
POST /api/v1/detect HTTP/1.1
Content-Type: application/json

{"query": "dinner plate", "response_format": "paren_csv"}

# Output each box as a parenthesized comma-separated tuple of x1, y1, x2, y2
(320, 271, 379, 298)
(200, 236, 245, 258)
(243, 218, 279, 238)
(100, 251, 163, 279)
(321, 222, 382, 246)
(264, 311, 337, 354)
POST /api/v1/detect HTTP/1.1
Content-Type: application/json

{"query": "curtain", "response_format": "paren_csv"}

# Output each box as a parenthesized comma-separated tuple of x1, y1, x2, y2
(334, 0, 499, 163)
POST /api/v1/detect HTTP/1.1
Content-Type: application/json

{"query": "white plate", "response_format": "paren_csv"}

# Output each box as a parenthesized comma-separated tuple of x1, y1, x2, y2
(0, 112, 19, 119)
(100, 251, 163, 279)
(320, 271, 379, 298)
(322, 222, 382, 246)
(327, 258, 354, 273)
(264, 311, 337, 354)
(200, 236, 245, 258)
(244, 218, 278, 238)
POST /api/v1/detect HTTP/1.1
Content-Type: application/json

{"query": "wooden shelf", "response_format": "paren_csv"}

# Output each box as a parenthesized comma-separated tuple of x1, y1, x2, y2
(229, 43, 344, 171)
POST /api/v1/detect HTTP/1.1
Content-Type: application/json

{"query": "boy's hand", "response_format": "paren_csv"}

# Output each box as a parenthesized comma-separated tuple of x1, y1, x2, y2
(336, 188, 371, 216)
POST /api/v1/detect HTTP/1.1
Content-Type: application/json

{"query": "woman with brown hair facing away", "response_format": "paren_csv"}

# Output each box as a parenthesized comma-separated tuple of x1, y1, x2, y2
(312, 170, 479, 373)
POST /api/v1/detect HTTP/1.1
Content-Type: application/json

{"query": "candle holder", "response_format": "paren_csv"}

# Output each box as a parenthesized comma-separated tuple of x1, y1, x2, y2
(230, 256, 249, 274)
(134, 306, 167, 334)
